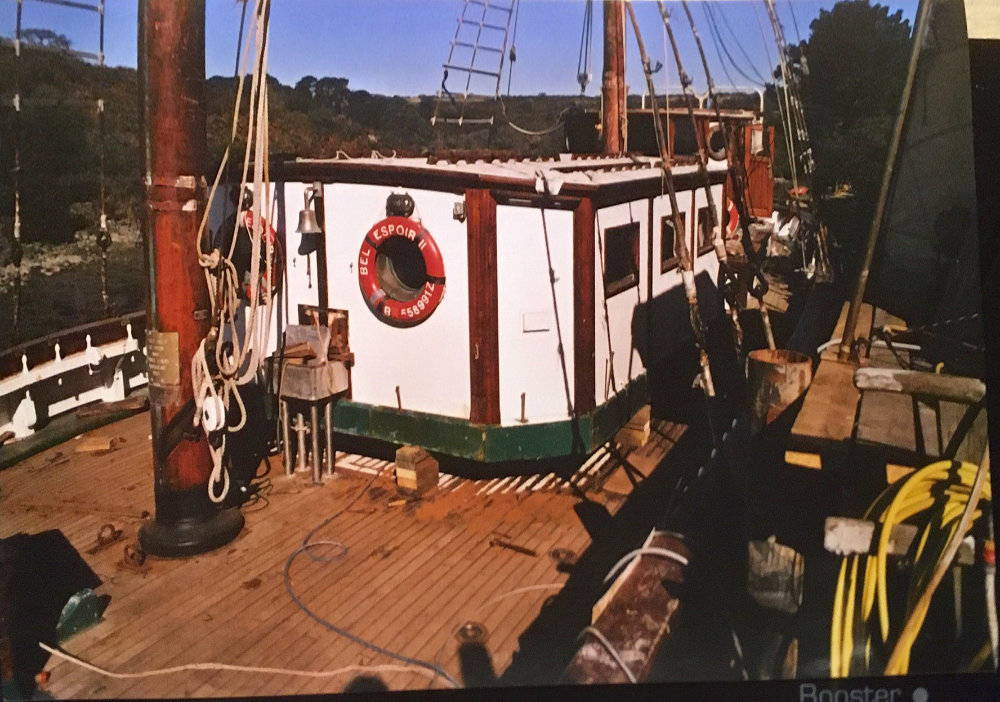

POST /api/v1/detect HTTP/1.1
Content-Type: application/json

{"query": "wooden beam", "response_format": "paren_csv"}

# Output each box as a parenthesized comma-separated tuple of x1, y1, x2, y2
(854, 368, 986, 404)
(565, 531, 688, 684)
(466, 189, 500, 425)
(574, 198, 596, 416)
(824, 517, 974, 565)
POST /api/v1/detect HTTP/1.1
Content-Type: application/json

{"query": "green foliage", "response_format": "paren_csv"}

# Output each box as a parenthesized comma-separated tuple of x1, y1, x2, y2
(763, 1, 912, 283)
(800, 1, 912, 202)
(1, 35, 599, 245)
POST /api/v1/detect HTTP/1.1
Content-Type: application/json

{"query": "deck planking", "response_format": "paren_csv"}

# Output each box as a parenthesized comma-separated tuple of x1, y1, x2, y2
(1, 409, 684, 698)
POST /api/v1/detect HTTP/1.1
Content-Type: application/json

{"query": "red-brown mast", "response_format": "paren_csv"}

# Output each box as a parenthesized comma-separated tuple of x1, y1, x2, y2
(137, 0, 243, 557)
(602, 0, 626, 154)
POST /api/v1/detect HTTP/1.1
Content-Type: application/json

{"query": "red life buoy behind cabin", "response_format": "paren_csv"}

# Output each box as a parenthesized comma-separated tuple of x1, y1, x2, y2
(725, 198, 739, 238)
(239, 209, 282, 301)
(357, 216, 446, 328)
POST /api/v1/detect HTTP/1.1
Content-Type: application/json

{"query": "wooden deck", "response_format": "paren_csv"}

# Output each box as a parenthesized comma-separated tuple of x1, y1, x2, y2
(1, 411, 685, 698)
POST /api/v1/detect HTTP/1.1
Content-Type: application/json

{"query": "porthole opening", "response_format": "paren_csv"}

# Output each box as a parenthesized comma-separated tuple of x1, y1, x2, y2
(375, 236, 427, 301)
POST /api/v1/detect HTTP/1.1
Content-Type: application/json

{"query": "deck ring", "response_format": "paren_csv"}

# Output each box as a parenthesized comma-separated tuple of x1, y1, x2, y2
(455, 620, 488, 644)
(357, 216, 446, 328)
(97, 523, 120, 546)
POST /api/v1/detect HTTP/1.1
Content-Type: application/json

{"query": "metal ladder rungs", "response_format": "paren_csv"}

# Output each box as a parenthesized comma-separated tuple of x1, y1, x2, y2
(25, 0, 102, 12)
(458, 20, 509, 32)
(442, 64, 502, 79)
(466, 0, 514, 12)
(451, 41, 504, 53)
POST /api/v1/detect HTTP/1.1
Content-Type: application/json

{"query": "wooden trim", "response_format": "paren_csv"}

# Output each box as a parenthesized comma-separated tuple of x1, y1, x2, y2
(589, 168, 727, 209)
(646, 198, 654, 301)
(574, 198, 596, 415)
(466, 189, 500, 425)
(276, 158, 726, 211)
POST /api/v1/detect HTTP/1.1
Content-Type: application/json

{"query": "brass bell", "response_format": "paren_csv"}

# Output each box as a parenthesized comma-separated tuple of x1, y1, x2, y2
(295, 184, 323, 255)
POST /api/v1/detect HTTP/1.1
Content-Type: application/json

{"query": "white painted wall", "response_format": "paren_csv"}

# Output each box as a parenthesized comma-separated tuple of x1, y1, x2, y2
(280, 183, 472, 419)
(594, 200, 648, 404)
(496, 206, 575, 425)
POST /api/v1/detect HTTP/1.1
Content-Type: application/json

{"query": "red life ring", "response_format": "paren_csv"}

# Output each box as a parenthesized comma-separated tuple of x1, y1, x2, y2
(725, 198, 740, 238)
(357, 216, 446, 328)
(239, 209, 282, 301)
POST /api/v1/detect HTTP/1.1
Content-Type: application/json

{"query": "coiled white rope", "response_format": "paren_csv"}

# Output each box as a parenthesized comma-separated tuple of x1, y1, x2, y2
(189, 0, 276, 503)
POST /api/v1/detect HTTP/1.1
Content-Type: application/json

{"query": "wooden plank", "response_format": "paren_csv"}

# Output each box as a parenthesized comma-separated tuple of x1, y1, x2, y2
(789, 359, 860, 446)
(573, 198, 596, 415)
(466, 188, 500, 425)
(824, 517, 974, 565)
(281, 509, 551, 696)
(854, 368, 986, 404)
(105, 476, 421, 694)
(51, 472, 382, 697)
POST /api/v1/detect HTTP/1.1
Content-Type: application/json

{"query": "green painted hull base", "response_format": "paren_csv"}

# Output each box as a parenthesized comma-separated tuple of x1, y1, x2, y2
(331, 374, 649, 463)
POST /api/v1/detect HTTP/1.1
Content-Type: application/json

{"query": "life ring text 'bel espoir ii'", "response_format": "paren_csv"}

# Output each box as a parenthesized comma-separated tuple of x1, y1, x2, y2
(358, 216, 446, 328)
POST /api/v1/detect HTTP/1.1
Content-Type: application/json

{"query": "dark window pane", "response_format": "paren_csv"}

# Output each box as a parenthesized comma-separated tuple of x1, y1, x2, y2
(673, 119, 698, 156)
(697, 206, 713, 252)
(604, 222, 640, 296)
(660, 212, 684, 273)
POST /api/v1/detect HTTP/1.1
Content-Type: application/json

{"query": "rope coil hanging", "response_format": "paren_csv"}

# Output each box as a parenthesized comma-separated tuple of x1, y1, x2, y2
(190, 0, 278, 504)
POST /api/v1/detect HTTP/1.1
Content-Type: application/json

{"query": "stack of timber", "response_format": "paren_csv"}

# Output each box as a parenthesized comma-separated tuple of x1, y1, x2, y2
(394, 445, 440, 496)
(615, 405, 651, 451)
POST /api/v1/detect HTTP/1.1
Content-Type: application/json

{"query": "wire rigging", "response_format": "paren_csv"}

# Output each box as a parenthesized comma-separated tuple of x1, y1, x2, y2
(576, 0, 594, 93)
(622, 1, 716, 412)
(786, 0, 803, 45)
(708, 3, 770, 86)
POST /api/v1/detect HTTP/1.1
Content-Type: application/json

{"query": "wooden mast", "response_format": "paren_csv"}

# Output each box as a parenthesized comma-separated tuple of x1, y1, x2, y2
(137, 0, 243, 557)
(602, 0, 626, 154)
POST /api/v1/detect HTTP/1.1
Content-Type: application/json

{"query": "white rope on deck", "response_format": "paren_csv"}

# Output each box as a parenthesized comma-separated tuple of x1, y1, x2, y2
(39, 642, 456, 688)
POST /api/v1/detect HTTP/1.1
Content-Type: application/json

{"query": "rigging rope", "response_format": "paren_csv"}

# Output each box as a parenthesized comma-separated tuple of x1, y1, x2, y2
(623, 2, 716, 407)
(703, 3, 767, 88)
(505, 0, 521, 96)
(677, 0, 774, 346)
(656, 1, 745, 357)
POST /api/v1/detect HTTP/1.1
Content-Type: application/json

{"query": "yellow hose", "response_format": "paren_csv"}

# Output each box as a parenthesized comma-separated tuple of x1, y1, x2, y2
(831, 458, 991, 676)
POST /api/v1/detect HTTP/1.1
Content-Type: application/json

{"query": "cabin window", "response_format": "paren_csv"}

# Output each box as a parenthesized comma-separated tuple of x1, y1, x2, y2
(696, 206, 715, 255)
(660, 213, 683, 273)
(603, 222, 640, 297)
(672, 119, 699, 157)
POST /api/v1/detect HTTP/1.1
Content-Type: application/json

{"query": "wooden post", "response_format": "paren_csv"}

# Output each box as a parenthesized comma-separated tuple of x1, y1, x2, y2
(574, 198, 596, 415)
(466, 189, 500, 425)
(838, 0, 933, 361)
(602, 0, 626, 154)
(137, 0, 243, 557)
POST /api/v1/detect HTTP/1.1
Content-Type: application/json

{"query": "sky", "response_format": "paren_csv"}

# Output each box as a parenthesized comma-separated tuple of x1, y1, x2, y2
(1, 0, 919, 97)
